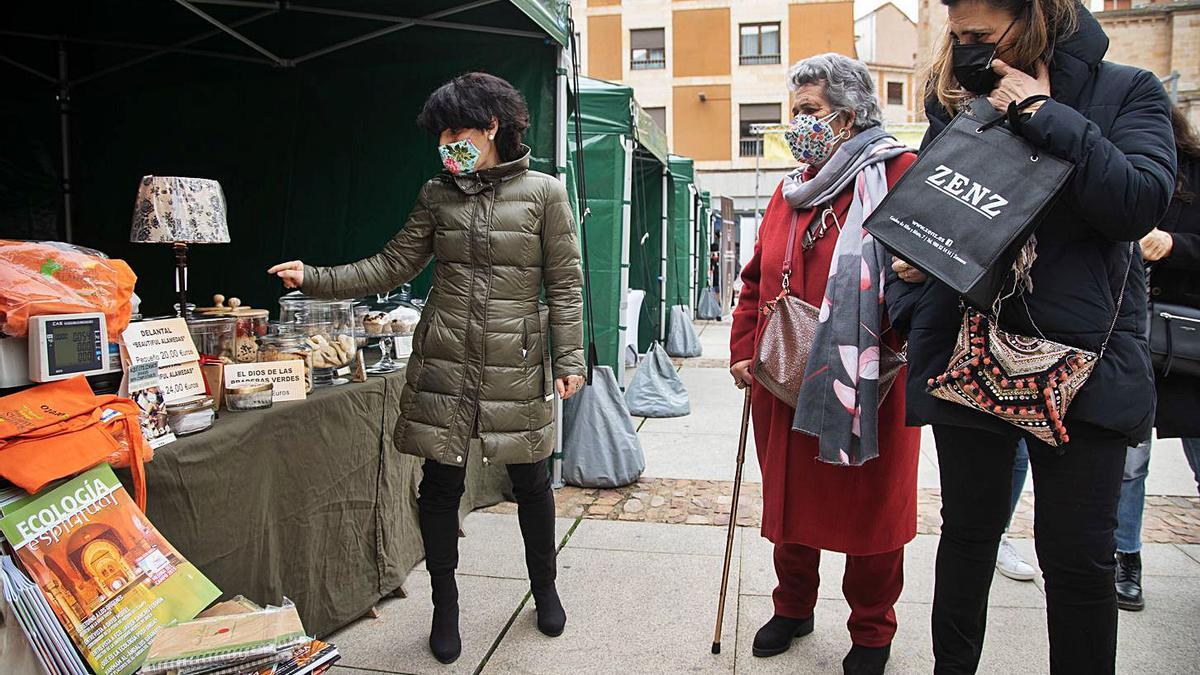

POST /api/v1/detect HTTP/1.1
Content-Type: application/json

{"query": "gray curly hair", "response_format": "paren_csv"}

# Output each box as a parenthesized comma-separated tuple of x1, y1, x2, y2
(787, 53, 883, 131)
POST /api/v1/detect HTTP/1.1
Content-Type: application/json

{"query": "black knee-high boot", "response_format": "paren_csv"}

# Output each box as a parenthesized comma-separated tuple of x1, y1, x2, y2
(508, 460, 566, 637)
(419, 460, 465, 663)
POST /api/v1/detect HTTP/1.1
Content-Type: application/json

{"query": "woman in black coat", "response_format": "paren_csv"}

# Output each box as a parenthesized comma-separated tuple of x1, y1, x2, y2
(1147, 109, 1200, 444)
(887, 1, 1176, 673)
(1112, 106, 1200, 612)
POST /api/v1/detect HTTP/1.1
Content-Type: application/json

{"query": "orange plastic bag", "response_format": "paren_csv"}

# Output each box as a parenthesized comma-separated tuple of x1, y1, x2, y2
(0, 376, 153, 509)
(0, 239, 137, 342)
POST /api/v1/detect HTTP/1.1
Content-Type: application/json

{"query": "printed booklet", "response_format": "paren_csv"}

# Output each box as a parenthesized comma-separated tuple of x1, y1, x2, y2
(0, 464, 220, 675)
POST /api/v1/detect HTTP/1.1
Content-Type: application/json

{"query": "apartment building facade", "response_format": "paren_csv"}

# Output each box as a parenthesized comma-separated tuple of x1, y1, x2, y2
(855, 3, 921, 124)
(570, 0, 862, 213)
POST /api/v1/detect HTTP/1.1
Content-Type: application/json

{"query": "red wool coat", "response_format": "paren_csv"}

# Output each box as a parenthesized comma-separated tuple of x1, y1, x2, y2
(730, 153, 921, 556)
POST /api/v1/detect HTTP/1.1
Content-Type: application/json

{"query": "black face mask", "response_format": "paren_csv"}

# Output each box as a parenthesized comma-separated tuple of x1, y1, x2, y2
(951, 15, 1022, 95)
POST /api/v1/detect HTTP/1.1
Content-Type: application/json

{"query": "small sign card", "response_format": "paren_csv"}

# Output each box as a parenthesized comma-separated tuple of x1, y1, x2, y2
(121, 318, 199, 368)
(159, 361, 208, 403)
(223, 360, 307, 402)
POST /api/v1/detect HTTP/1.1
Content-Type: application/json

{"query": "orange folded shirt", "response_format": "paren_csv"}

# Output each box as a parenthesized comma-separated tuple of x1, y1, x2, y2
(0, 376, 152, 508)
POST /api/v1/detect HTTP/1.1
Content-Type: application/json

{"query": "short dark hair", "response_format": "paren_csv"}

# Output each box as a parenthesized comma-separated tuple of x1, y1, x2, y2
(416, 72, 530, 162)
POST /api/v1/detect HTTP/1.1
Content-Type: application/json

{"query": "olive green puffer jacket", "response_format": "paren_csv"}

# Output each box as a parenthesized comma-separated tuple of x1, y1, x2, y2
(302, 148, 585, 467)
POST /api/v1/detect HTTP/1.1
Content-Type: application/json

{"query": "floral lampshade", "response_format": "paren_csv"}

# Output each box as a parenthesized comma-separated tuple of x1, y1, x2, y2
(129, 176, 230, 244)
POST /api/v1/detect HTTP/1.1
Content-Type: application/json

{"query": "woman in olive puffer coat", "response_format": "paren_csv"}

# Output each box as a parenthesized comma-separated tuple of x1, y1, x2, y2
(269, 73, 585, 665)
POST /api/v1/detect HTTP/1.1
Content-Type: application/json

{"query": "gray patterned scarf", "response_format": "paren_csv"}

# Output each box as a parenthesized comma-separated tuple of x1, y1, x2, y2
(788, 127, 910, 466)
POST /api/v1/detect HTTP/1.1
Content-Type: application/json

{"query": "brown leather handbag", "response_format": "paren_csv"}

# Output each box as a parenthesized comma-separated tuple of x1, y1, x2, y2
(753, 210, 904, 406)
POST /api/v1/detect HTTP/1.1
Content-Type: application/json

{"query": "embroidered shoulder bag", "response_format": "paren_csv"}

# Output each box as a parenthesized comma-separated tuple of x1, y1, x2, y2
(926, 243, 1135, 446)
(753, 209, 905, 406)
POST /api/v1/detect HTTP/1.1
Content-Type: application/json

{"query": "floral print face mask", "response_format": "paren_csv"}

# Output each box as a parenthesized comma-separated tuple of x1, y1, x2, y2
(784, 110, 849, 167)
(439, 138, 481, 175)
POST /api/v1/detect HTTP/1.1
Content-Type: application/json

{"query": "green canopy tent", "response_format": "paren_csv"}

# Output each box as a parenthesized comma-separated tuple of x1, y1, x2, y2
(696, 189, 714, 306)
(666, 154, 696, 317)
(0, 0, 576, 634)
(566, 76, 668, 385)
(0, 0, 571, 313)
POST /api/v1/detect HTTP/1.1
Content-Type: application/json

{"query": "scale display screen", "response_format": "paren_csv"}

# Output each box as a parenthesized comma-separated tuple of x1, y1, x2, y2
(28, 313, 108, 382)
(46, 318, 104, 375)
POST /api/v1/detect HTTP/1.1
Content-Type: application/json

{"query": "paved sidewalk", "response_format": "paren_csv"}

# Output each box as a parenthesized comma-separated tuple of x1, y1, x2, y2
(329, 320, 1200, 674)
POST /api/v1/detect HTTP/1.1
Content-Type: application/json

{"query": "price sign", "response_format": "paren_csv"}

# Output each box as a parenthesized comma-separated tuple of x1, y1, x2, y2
(224, 360, 307, 402)
(121, 318, 199, 368)
(158, 361, 207, 404)
(393, 335, 414, 359)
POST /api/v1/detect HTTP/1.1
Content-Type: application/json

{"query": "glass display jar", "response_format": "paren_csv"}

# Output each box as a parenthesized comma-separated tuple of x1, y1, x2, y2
(278, 292, 356, 381)
(230, 309, 270, 363)
(166, 395, 216, 436)
(258, 330, 313, 393)
(194, 296, 270, 363)
(186, 317, 237, 362)
(225, 382, 274, 411)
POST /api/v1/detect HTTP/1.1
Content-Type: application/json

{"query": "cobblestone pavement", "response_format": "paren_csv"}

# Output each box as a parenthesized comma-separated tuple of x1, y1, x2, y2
(482, 478, 1200, 544)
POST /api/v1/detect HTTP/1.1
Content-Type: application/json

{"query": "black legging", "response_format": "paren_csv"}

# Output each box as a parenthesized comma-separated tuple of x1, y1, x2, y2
(417, 458, 557, 586)
(931, 424, 1126, 675)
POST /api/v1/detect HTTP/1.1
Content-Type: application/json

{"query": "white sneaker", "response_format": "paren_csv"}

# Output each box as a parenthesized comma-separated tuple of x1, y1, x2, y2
(996, 537, 1037, 581)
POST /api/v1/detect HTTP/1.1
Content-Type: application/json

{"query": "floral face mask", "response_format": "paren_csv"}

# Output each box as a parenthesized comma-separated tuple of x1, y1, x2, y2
(439, 138, 481, 175)
(784, 110, 849, 166)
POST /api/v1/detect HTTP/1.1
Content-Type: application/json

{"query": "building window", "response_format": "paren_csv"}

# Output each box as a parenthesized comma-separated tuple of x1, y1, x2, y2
(630, 29, 666, 70)
(739, 103, 781, 157)
(739, 23, 781, 66)
(886, 81, 904, 106)
(644, 106, 667, 131)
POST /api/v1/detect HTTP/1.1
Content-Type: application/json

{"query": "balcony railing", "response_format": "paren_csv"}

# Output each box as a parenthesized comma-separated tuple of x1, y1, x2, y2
(739, 138, 764, 157)
(739, 53, 781, 66)
(630, 57, 666, 70)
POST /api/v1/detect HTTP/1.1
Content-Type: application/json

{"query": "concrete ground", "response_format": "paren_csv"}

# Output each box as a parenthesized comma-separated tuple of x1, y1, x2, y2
(330, 321, 1200, 674)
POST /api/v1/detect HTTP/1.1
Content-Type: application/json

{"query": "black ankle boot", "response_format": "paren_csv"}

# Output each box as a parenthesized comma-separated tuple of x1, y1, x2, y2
(752, 614, 814, 657)
(428, 574, 461, 664)
(531, 583, 567, 637)
(843, 643, 891, 675)
(1116, 551, 1145, 611)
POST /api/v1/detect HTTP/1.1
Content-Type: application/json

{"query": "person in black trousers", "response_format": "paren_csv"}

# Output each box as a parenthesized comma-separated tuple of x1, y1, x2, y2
(887, 1, 1175, 673)
(1112, 106, 1200, 610)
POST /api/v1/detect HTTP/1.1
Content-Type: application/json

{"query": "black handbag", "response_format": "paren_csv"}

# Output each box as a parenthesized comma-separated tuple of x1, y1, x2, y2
(864, 96, 1074, 308)
(1149, 301, 1200, 377)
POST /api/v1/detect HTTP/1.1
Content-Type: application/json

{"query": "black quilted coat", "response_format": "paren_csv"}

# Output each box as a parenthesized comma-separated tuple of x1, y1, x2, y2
(887, 9, 1177, 444)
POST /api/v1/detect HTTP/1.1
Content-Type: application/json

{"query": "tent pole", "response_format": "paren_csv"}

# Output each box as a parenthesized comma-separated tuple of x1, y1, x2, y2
(57, 43, 73, 242)
(551, 44, 568, 491)
(556, 47, 569, 183)
(172, 0, 289, 65)
(660, 168, 668, 343)
(68, 10, 278, 87)
(287, 1, 528, 66)
(619, 137, 634, 389)
(0, 30, 274, 66)
(0, 51, 57, 82)
(688, 185, 697, 313)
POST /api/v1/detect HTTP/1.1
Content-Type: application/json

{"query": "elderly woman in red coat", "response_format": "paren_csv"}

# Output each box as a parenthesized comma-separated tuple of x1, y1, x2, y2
(729, 53, 920, 675)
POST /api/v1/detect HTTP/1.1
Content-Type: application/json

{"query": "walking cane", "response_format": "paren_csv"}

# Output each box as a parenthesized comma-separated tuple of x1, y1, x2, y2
(711, 387, 752, 654)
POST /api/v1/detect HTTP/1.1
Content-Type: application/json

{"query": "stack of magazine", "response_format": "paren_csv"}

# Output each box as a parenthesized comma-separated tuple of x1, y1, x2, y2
(0, 464, 220, 675)
(0, 467, 340, 675)
(2, 554, 90, 675)
(140, 599, 339, 675)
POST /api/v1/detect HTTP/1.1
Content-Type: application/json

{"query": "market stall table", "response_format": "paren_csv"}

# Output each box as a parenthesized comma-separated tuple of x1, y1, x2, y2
(126, 368, 510, 637)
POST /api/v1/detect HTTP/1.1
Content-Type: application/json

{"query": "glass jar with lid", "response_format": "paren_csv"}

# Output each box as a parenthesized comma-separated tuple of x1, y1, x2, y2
(186, 317, 237, 362)
(166, 395, 216, 436)
(258, 330, 313, 393)
(278, 292, 357, 380)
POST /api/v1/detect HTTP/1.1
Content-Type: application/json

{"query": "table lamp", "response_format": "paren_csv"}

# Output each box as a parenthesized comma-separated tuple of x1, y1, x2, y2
(129, 176, 229, 319)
